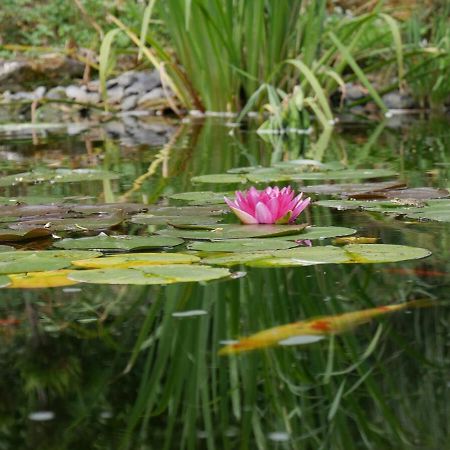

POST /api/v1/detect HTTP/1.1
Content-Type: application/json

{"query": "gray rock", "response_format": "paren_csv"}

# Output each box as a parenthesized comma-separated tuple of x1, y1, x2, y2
(46, 86, 67, 100)
(382, 91, 416, 109)
(0, 54, 84, 92)
(105, 85, 124, 104)
(343, 83, 367, 101)
(86, 80, 100, 92)
(115, 71, 137, 88)
(33, 86, 47, 98)
(66, 85, 100, 104)
(138, 88, 166, 105)
(120, 94, 139, 111)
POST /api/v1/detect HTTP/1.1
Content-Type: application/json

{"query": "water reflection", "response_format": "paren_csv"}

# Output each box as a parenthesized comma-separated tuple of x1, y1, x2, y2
(0, 116, 449, 449)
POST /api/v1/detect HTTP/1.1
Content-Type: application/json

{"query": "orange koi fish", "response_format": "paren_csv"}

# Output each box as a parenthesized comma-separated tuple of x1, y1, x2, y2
(219, 299, 433, 355)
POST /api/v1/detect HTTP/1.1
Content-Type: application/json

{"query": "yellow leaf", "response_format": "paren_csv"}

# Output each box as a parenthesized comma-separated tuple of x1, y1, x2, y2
(7, 270, 79, 289)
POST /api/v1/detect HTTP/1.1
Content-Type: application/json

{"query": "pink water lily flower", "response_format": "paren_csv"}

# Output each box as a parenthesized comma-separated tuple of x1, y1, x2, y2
(224, 186, 311, 224)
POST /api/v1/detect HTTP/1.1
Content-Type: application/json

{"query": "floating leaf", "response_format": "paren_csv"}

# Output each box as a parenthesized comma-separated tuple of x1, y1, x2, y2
(191, 174, 247, 184)
(0, 169, 120, 187)
(157, 224, 308, 240)
(219, 299, 434, 354)
(203, 244, 431, 267)
(72, 253, 200, 269)
(169, 191, 230, 205)
(7, 270, 78, 289)
(316, 198, 450, 222)
(248, 244, 431, 267)
(191, 168, 397, 184)
(332, 237, 378, 245)
(54, 234, 184, 251)
(271, 226, 356, 241)
(187, 239, 298, 252)
(69, 264, 230, 285)
(301, 181, 406, 196)
(0, 228, 52, 242)
(0, 250, 102, 274)
(10, 214, 124, 232)
(247, 169, 397, 183)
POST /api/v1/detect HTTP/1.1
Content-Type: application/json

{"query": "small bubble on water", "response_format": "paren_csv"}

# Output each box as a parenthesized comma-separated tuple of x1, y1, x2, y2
(28, 411, 55, 422)
(268, 431, 290, 442)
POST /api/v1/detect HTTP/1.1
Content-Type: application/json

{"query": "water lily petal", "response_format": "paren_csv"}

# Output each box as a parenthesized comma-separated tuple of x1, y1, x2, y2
(228, 205, 259, 224)
(255, 202, 274, 223)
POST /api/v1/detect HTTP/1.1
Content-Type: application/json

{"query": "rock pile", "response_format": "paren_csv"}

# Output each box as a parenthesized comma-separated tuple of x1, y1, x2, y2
(1, 56, 172, 114)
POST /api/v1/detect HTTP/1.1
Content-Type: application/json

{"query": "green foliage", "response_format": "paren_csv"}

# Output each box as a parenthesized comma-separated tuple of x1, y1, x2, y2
(0, 0, 144, 51)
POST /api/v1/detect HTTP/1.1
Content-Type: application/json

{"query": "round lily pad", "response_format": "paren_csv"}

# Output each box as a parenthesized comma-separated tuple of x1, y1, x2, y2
(72, 253, 200, 269)
(248, 244, 431, 267)
(68, 264, 230, 285)
(0, 228, 52, 242)
(0, 250, 102, 274)
(343, 244, 432, 263)
(169, 191, 230, 205)
(0, 169, 119, 187)
(188, 239, 298, 252)
(7, 270, 79, 289)
(54, 235, 184, 251)
(191, 174, 247, 184)
(157, 224, 308, 240)
(270, 226, 356, 241)
(203, 244, 431, 267)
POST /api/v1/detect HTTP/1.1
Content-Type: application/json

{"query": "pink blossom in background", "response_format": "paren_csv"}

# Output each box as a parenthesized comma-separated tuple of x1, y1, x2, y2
(224, 186, 311, 224)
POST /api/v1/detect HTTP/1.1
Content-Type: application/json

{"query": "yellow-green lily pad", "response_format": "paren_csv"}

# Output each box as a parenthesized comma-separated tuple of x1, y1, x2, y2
(0, 250, 102, 274)
(68, 264, 230, 285)
(72, 253, 200, 269)
(54, 234, 184, 251)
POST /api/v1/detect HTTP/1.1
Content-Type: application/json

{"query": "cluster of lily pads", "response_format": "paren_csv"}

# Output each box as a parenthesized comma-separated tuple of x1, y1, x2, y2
(0, 164, 445, 288)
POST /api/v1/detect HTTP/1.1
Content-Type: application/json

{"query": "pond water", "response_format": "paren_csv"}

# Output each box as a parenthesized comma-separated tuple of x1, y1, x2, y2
(0, 114, 449, 449)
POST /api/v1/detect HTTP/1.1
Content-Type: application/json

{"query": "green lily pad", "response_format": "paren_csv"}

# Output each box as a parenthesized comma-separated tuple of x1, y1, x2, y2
(191, 174, 248, 184)
(131, 205, 226, 225)
(316, 199, 450, 222)
(132, 215, 223, 226)
(72, 252, 200, 269)
(0, 228, 52, 242)
(68, 264, 230, 285)
(169, 191, 230, 205)
(187, 239, 298, 252)
(157, 224, 308, 240)
(271, 226, 356, 241)
(53, 234, 184, 251)
(247, 169, 397, 183)
(191, 169, 397, 185)
(202, 244, 431, 267)
(0, 169, 119, 187)
(248, 244, 431, 267)
(0, 250, 102, 274)
(10, 214, 124, 232)
(0, 275, 11, 288)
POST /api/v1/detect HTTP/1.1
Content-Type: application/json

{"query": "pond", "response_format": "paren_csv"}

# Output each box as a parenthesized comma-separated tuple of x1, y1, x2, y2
(0, 114, 449, 449)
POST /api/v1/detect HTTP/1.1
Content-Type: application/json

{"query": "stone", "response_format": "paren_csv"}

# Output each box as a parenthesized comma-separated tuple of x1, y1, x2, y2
(0, 54, 84, 92)
(46, 86, 67, 100)
(120, 94, 139, 111)
(138, 88, 166, 105)
(105, 85, 124, 104)
(66, 85, 100, 104)
(382, 91, 416, 109)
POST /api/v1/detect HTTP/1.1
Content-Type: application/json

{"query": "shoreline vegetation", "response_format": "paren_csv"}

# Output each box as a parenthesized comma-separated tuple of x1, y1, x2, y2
(0, 1, 449, 129)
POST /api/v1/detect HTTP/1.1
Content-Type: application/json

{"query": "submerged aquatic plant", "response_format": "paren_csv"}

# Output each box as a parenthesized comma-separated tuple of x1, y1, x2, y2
(225, 186, 310, 225)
